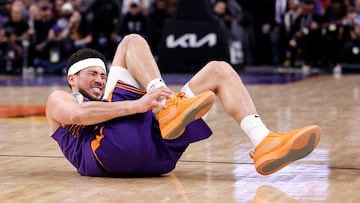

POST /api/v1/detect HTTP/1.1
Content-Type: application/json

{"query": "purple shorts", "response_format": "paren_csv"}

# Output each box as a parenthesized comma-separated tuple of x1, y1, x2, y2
(52, 80, 212, 177)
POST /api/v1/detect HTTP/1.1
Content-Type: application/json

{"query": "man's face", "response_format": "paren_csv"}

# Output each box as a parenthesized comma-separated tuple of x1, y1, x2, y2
(68, 66, 107, 101)
(39, 5, 53, 21)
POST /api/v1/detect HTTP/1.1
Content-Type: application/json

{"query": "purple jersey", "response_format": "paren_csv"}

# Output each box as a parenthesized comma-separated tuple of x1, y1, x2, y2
(51, 80, 212, 177)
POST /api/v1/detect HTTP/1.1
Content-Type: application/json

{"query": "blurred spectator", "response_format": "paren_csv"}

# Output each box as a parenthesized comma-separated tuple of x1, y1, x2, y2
(147, 0, 171, 55)
(239, 0, 276, 65)
(334, 6, 360, 73)
(357, 0, 360, 22)
(344, 0, 355, 6)
(119, 2, 149, 39)
(0, 0, 359, 75)
(0, 0, 11, 25)
(0, 0, 12, 71)
(342, 23, 360, 61)
(121, 0, 152, 16)
(53, 0, 65, 19)
(212, 0, 233, 30)
(1, 1, 30, 74)
(29, 1, 55, 72)
(313, 0, 326, 15)
(27, 0, 40, 40)
(68, 8, 92, 51)
(341, 6, 359, 41)
(75, 0, 96, 12)
(283, 0, 302, 66)
(214, 0, 248, 66)
(290, 0, 323, 72)
(232, 0, 256, 65)
(86, 0, 120, 61)
(33, 2, 75, 74)
(68, 0, 80, 10)
(270, 0, 289, 65)
(321, 0, 347, 69)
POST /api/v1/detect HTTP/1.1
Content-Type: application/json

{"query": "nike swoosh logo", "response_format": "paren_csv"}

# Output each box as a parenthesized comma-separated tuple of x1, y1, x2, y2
(255, 137, 281, 156)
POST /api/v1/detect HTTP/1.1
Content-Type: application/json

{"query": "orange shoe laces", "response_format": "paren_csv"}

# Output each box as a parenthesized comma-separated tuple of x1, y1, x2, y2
(268, 131, 287, 137)
(167, 92, 188, 105)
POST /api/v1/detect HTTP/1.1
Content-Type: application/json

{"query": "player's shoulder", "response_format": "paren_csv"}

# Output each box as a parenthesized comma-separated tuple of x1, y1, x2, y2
(49, 89, 68, 97)
(47, 89, 74, 102)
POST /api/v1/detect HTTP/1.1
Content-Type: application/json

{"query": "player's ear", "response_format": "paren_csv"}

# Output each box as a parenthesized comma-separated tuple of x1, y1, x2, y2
(67, 74, 76, 86)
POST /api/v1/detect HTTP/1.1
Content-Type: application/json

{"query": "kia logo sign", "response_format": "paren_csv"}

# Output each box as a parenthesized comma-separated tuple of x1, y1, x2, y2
(166, 33, 217, 48)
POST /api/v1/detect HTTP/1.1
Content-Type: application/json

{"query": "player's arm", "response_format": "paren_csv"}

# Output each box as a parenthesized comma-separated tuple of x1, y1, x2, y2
(46, 88, 171, 126)
(46, 90, 136, 126)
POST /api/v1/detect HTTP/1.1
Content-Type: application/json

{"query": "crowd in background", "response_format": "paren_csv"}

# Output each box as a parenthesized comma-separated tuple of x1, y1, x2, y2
(0, 0, 360, 75)
(0, 0, 175, 75)
(214, 0, 360, 73)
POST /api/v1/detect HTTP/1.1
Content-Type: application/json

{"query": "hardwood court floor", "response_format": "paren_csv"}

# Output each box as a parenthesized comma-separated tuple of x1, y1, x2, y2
(1, 73, 360, 202)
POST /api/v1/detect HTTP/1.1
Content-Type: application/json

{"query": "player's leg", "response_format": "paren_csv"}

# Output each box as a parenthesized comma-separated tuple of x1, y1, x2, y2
(184, 61, 257, 123)
(104, 34, 215, 140)
(182, 61, 321, 175)
(182, 61, 268, 147)
(103, 34, 164, 99)
(110, 34, 162, 88)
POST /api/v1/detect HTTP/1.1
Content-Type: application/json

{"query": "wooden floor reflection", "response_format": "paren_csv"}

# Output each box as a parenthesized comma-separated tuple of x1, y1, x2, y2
(1, 74, 360, 202)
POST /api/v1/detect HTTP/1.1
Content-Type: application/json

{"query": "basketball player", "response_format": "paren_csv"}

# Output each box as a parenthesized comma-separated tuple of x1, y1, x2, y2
(46, 34, 321, 177)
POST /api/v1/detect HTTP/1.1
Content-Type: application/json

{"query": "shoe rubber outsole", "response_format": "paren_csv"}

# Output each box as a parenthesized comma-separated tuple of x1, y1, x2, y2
(256, 125, 321, 175)
(162, 94, 215, 140)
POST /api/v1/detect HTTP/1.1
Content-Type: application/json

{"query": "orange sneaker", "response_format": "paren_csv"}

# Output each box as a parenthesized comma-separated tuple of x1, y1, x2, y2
(156, 91, 216, 140)
(250, 125, 321, 175)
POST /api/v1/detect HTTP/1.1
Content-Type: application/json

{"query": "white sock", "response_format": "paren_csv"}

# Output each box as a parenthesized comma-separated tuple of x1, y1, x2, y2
(146, 78, 167, 112)
(180, 82, 195, 98)
(240, 114, 270, 147)
(146, 78, 166, 92)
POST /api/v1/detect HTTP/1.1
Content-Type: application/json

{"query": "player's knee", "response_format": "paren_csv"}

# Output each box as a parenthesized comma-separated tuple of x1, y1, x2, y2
(121, 34, 146, 45)
(205, 60, 237, 79)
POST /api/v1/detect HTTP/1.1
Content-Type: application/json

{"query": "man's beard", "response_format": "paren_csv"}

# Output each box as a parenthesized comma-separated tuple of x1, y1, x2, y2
(79, 89, 103, 101)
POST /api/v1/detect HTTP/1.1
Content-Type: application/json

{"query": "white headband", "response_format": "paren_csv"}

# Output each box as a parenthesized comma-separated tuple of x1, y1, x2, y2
(67, 58, 106, 76)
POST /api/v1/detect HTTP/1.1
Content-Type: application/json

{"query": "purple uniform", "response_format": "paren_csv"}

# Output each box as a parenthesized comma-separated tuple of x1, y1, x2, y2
(51, 80, 212, 177)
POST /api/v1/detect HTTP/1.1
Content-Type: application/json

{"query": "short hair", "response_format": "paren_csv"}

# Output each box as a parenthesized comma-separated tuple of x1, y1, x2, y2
(66, 48, 107, 76)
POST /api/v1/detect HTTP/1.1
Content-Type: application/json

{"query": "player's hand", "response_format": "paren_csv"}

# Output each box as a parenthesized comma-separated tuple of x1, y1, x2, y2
(135, 87, 173, 113)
